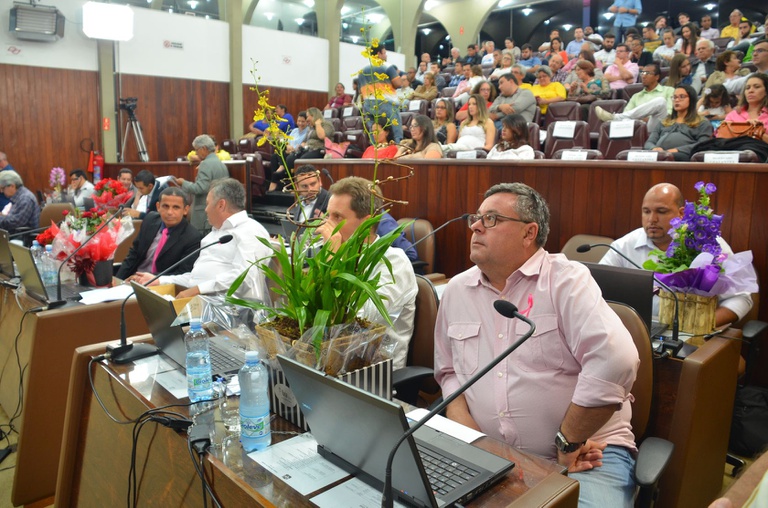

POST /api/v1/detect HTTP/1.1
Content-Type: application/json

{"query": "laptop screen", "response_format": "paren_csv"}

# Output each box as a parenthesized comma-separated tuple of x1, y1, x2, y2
(0, 230, 15, 277)
(9, 243, 48, 301)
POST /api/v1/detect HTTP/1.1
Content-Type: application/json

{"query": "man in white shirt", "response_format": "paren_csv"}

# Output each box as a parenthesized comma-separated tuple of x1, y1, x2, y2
(68, 169, 95, 208)
(699, 15, 720, 40)
(316, 176, 417, 369)
(595, 33, 617, 67)
(135, 178, 272, 301)
(290, 165, 328, 223)
(691, 39, 717, 94)
(481, 41, 496, 65)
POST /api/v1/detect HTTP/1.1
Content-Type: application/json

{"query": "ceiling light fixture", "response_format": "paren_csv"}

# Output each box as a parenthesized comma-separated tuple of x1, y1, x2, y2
(562, 23, 573, 31)
(521, 8, 533, 16)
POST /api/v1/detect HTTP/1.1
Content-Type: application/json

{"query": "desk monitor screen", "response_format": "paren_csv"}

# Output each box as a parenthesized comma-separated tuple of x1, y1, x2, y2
(0, 230, 15, 277)
(582, 262, 655, 333)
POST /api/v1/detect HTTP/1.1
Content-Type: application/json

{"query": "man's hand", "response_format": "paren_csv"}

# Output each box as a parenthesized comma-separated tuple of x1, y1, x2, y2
(315, 219, 342, 252)
(125, 208, 140, 218)
(557, 440, 607, 473)
(176, 286, 201, 299)
(175, 177, 186, 185)
(131, 272, 159, 286)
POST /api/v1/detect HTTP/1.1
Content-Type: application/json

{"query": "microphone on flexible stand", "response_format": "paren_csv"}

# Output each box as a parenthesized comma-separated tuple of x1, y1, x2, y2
(107, 234, 234, 364)
(49, 205, 126, 309)
(320, 167, 334, 184)
(381, 300, 535, 508)
(576, 243, 679, 344)
(409, 214, 470, 250)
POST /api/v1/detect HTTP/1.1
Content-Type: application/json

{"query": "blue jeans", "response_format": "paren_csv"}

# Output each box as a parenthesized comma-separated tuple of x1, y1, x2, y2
(362, 99, 403, 143)
(568, 445, 635, 508)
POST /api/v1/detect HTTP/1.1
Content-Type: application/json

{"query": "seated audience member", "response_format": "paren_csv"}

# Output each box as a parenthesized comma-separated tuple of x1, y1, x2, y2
(653, 29, 678, 65)
(442, 94, 496, 152)
(396, 75, 415, 103)
(489, 73, 537, 127)
(269, 110, 309, 179)
(324, 82, 353, 110)
(249, 105, 295, 136)
(414, 61, 428, 83)
(453, 65, 486, 107)
(719, 73, 768, 142)
(699, 14, 720, 40)
(432, 98, 458, 144)
(396, 114, 443, 159)
(504, 37, 522, 60)
(486, 114, 535, 160)
(643, 85, 713, 161)
(362, 119, 399, 159)
(531, 66, 567, 114)
(511, 65, 533, 90)
(642, 25, 662, 53)
(518, 43, 542, 73)
(429, 62, 447, 91)
(316, 176, 417, 369)
(691, 39, 717, 94)
(721, 10, 743, 42)
(585, 26, 603, 44)
(542, 37, 568, 64)
(481, 41, 496, 65)
(118, 188, 202, 280)
(0, 170, 40, 234)
(654, 15, 668, 34)
(596, 63, 673, 131)
(462, 43, 480, 66)
(489, 53, 515, 82)
(627, 36, 654, 67)
(0, 151, 15, 210)
(134, 179, 272, 300)
(725, 41, 768, 95)
(126, 169, 166, 220)
(288, 165, 329, 223)
(567, 60, 606, 116)
(601, 183, 753, 326)
(729, 19, 761, 54)
(117, 168, 137, 208)
(595, 32, 617, 67)
(565, 27, 587, 59)
(177, 134, 229, 234)
(448, 61, 465, 87)
(69, 169, 95, 208)
(705, 51, 751, 90)
(407, 72, 439, 103)
(187, 135, 231, 163)
(697, 84, 732, 129)
(662, 54, 694, 88)
(547, 54, 570, 84)
(436, 182, 639, 507)
(455, 81, 496, 122)
(675, 23, 698, 58)
(604, 44, 639, 90)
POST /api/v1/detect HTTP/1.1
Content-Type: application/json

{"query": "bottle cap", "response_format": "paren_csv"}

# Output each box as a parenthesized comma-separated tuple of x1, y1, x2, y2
(245, 351, 260, 363)
(189, 318, 202, 330)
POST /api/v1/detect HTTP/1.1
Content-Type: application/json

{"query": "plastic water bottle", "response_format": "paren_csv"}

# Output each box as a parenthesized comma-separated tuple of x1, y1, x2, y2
(185, 318, 212, 402)
(30, 241, 43, 268)
(239, 351, 271, 452)
(43, 245, 58, 285)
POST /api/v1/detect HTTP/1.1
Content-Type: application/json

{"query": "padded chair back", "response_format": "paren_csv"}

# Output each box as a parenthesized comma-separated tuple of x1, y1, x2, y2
(39, 203, 75, 227)
(406, 100, 429, 115)
(544, 101, 581, 125)
(616, 149, 675, 161)
(409, 275, 440, 369)
(343, 130, 369, 158)
(690, 150, 760, 163)
(446, 149, 487, 159)
(533, 150, 545, 159)
(220, 139, 236, 154)
(441, 86, 456, 98)
(399, 112, 415, 138)
(397, 218, 435, 274)
(560, 233, 614, 262)
(247, 153, 267, 197)
(544, 120, 590, 158)
(620, 83, 644, 103)
(238, 137, 257, 154)
(597, 120, 648, 160)
(712, 37, 734, 52)
(342, 115, 363, 131)
(552, 148, 603, 160)
(527, 122, 541, 151)
(113, 219, 142, 264)
(322, 108, 339, 119)
(587, 99, 627, 140)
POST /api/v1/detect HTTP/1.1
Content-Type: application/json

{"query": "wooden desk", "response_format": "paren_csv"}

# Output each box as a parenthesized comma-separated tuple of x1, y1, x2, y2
(0, 285, 150, 506)
(56, 342, 579, 507)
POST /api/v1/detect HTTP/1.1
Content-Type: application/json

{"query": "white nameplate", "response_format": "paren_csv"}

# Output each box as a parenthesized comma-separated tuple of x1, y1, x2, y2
(343, 106, 353, 117)
(552, 120, 576, 138)
(408, 100, 422, 111)
(456, 150, 477, 159)
(323, 109, 333, 118)
(609, 119, 635, 138)
(703, 152, 739, 163)
(560, 150, 589, 160)
(627, 151, 659, 162)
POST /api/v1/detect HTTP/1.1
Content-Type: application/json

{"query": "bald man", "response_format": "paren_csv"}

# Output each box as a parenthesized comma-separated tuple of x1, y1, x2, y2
(600, 183, 753, 327)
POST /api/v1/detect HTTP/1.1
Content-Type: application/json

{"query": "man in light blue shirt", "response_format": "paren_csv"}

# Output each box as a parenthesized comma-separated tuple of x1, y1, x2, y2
(269, 110, 309, 175)
(565, 28, 587, 60)
(608, 0, 642, 42)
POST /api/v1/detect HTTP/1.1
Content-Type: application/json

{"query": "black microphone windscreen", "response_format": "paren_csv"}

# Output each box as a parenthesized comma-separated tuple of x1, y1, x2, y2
(218, 234, 234, 244)
(459, 213, 470, 220)
(575, 244, 592, 253)
(493, 300, 518, 319)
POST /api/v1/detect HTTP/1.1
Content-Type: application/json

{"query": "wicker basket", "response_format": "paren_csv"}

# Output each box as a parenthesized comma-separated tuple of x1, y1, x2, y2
(659, 290, 717, 341)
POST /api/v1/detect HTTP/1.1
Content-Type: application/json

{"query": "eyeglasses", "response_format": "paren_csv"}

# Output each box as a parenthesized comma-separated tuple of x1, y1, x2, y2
(672, 94, 689, 100)
(435, 105, 447, 109)
(409, 124, 420, 129)
(467, 212, 531, 229)
(754, 48, 768, 54)
(639, 71, 655, 75)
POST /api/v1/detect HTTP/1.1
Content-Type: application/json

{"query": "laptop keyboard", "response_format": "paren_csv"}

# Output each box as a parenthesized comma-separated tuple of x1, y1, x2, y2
(417, 444, 479, 496)
(650, 321, 668, 338)
(209, 344, 243, 374)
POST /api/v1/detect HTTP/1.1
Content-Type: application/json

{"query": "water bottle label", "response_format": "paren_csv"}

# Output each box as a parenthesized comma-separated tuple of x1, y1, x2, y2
(188, 375, 211, 391)
(241, 412, 270, 438)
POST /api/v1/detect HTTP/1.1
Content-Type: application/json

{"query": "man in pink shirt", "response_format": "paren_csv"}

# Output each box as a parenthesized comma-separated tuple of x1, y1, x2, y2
(434, 182, 639, 506)
(604, 43, 639, 90)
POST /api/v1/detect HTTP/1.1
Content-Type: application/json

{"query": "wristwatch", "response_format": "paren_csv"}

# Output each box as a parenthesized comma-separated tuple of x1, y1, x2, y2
(555, 429, 585, 454)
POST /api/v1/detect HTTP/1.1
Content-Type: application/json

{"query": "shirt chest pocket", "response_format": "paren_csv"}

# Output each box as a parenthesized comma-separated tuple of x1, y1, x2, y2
(513, 315, 565, 372)
(447, 322, 481, 376)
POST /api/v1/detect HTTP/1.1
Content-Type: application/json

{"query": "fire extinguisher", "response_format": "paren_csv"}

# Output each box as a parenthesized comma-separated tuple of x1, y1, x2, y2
(92, 151, 104, 183)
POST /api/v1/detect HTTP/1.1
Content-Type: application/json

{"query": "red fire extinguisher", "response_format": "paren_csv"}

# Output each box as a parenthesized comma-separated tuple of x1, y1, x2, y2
(92, 151, 104, 183)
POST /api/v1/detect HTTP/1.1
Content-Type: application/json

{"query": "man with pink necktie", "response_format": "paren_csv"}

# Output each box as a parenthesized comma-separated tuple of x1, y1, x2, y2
(117, 187, 202, 281)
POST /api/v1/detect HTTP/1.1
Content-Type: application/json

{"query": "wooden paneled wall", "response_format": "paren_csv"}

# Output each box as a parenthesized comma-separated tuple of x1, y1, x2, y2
(312, 159, 768, 324)
(240, 84, 329, 136)
(0, 64, 100, 195)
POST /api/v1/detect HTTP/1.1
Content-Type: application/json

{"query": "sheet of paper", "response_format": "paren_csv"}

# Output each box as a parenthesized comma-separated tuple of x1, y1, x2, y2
(248, 434, 349, 495)
(703, 152, 739, 164)
(456, 150, 477, 159)
(609, 119, 634, 138)
(560, 150, 588, 160)
(409, 100, 422, 111)
(78, 284, 136, 304)
(154, 370, 188, 399)
(552, 120, 576, 138)
(311, 477, 407, 508)
(406, 408, 485, 443)
(627, 151, 658, 162)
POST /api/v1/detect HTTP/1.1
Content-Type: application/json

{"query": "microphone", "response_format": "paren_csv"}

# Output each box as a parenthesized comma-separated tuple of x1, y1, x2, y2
(107, 234, 234, 364)
(410, 214, 470, 250)
(9, 225, 53, 238)
(578, 243, 679, 344)
(49, 205, 125, 308)
(381, 300, 535, 508)
(320, 167, 334, 184)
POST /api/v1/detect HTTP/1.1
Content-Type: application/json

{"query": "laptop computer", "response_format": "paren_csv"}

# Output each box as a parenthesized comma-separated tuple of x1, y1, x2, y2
(277, 355, 515, 508)
(131, 281, 246, 377)
(582, 262, 667, 337)
(0, 229, 16, 278)
(9, 243, 82, 304)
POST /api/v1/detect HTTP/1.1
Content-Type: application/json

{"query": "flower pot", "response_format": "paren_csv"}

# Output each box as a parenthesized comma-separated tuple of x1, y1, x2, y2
(78, 260, 113, 287)
(659, 290, 717, 343)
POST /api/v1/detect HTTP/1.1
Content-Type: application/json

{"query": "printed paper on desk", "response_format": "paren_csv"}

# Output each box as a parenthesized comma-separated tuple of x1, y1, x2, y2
(609, 120, 634, 138)
(409, 100, 423, 111)
(343, 106, 353, 117)
(312, 477, 408, 508)
(406, 408, 486, 443)
(703, 152, 739, 164)
(552, 121, 576, 138)
(560, 150, 588, 160)
(456, 150, 477, 159)
(249, 433, 348, 495)
(627, 151, 659, 162)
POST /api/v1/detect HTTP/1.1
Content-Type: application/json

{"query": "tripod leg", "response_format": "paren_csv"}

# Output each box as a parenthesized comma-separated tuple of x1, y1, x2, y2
(120, 121, 133, 163)
(131, 119, 150, 162)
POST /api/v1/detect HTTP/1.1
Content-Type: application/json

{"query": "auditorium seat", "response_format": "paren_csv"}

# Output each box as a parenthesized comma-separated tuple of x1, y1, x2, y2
(343, 130, 369, 158)
(322, 108, 339, 119)
(616, 149, 675, 161)
(533, 150, 545, 159)
(406, 99, 429, 116)
(342, 115, 363, 132)
(247, 153, 268, 197)
(220, 139, 236, 154)
(38, 203, 75, 228)
(552, 148, 603, 160)
(339, 105, 359, 118)
(441, 86, 456, 98)
(544, 101, 581, 126)
(587, 99, 627, 143)
(691, 150, 761, 163)
(400, 112, 415, 138)
(620, 83, 644, 103)
(329, 117, 342, 134)
(597, 120, 648, 160)
(544, 120, 590, 159)
(446, 149, 488, 158)
(238, 137, 257, 154)
(527, 122, 541, 151)
(396, 218, 444, 282)
(712, 37, 734, 53)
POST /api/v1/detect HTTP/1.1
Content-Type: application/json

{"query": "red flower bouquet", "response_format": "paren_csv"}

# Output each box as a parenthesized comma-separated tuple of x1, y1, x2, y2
(93, 178, 133, 209)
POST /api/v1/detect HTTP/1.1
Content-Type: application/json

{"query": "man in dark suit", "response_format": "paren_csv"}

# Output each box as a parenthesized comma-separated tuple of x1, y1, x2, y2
(290, 165, 329, 223)
(117, 187, 202, 280)
(125, 169, 166, 220)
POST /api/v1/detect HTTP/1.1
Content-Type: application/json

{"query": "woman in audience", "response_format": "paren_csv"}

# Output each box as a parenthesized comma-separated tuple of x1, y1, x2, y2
(362, 118, 398, 159)
(432, 98, 458, 144)
(542, 37, 568, 65)
(396, 114, 443, 159)
(697, 84, 732, 129)
(721, 74, 768, 139)
(409, 72, 439, 102)
(653, 29, 678, 65)
(489, 53, 515, 82)
(486, 114, 535, 160)
(532, 66, 567, 115)
(675, 23, 699, 58)
(443, 94, 496, 152)
(567, 60, 605, 118)
(452, 65, 486, 106)
(644, 85, 713, 161)
(268, 107, 334, 191)
(663, 54, 694, 88)
(324, 82, 352, 110)
(704, 51, 750, 89)
(455, 80, 496, 121)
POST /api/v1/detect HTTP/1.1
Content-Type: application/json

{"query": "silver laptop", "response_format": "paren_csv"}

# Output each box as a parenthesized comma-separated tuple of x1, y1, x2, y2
(9, 243, 82, 304)
(131, 282, 246, 377)
(0, 230, 16, 278)
(278, 355, 514, 508)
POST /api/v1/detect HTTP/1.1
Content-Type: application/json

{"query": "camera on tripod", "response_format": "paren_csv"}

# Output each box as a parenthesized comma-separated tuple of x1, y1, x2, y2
(119, 97, 138, 112)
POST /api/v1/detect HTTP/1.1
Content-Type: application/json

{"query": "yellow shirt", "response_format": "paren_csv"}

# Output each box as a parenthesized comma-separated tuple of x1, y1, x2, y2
(186, 149, 231, 162)
(531, 82, 566, 114)
(720, 25, 740, 42)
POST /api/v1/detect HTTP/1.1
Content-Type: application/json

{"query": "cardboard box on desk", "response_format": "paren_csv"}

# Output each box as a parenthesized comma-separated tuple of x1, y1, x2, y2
(269, 359, 393, 431)
(149, 283, 194, 314)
